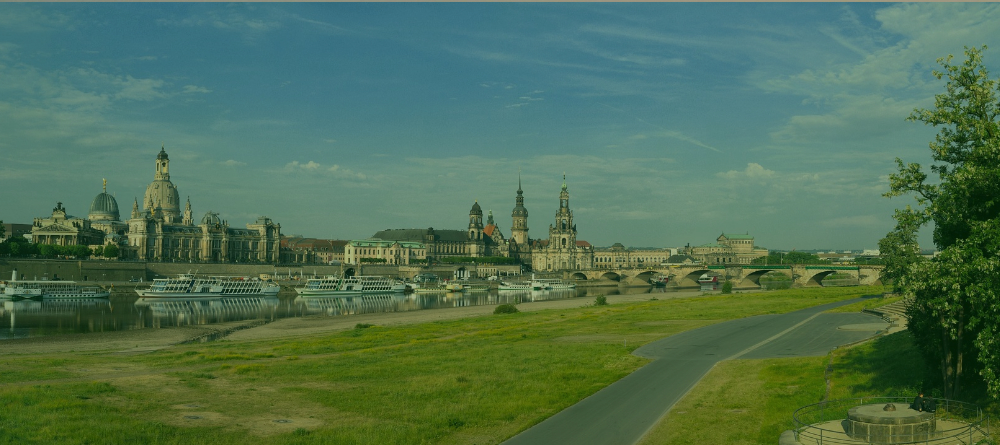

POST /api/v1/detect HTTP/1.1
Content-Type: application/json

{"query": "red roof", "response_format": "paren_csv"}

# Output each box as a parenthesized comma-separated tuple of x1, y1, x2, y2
(576, 240, 592, 248)
(483, 225, 497, 236)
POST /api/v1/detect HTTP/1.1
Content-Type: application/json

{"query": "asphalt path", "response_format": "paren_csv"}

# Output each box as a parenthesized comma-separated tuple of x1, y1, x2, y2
(502, 297, 887, 445)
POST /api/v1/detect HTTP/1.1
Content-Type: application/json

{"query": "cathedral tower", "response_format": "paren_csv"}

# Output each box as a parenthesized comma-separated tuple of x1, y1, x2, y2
(143, 145, 181, 223)
(511, 174, 529, 245)
(549, 174, 576, 250)
(468, 201, 484, 241)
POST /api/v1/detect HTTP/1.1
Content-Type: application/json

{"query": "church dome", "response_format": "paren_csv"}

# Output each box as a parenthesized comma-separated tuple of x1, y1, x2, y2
(144, 180, 181, 217)
(470, 201, 483, 215)
(201, 211, 222, 226)
(88, 192, 120, 221)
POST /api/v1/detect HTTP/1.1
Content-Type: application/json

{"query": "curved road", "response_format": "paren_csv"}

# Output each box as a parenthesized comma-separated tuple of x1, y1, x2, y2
(502, 297, 886, 445)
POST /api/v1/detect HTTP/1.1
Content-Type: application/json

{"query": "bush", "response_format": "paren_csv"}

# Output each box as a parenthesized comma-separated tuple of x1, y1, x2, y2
(594, 295, 608, 306)
(721, 280, 733, 294)
(494, 304, 519, 314)
(355, 323, 374, 330)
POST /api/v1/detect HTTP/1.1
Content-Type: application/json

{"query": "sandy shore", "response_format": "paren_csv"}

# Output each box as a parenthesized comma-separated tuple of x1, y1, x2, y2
(0, 290, 713, 356)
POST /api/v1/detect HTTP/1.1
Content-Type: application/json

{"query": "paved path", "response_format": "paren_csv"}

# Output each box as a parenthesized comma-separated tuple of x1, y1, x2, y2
(502, 297, 886, 445)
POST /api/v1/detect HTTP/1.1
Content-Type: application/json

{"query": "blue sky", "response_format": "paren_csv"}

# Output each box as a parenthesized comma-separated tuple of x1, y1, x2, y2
(2, 3, 998, 251)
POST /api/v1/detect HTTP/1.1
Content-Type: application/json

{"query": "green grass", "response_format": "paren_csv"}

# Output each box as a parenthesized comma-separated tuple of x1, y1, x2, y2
(0, 286, 880, 445)
(638, 328, 998, 445)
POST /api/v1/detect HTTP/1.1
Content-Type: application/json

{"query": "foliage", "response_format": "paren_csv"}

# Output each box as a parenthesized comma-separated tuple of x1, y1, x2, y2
(721, 280, 733, 294)
(359, 257, 387, 263)
(0, 219, 4, 240)
(881, 45, 1000, 400)
(103, 244, 120, 259)
(594, 295, 608, 306)
(439, 256, 517, 264)
(493, 303, 520, 314)
(36, 243, 92, 258)
(751, 251, 830, 265)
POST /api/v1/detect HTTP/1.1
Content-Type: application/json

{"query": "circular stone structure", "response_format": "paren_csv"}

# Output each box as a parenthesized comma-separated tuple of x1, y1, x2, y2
(846, 404, 935, 444)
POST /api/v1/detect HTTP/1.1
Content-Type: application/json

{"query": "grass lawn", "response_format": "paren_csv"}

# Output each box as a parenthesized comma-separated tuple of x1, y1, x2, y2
(637, 324, 998, 445)
(0, 286, 881, 445)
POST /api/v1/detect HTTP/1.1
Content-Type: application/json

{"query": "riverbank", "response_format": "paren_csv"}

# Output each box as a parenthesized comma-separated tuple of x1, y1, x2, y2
(0, 289, 715, 355)
(0, 287, 876, 445)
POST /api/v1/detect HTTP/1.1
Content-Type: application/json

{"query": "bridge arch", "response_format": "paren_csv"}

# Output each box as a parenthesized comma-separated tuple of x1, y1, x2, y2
(632, 270, 658, 285)
(600, 272, 621, 282)
(738, 268, 793, 288)
(678, 269, 711, 287)
(571, 272, 588, 281)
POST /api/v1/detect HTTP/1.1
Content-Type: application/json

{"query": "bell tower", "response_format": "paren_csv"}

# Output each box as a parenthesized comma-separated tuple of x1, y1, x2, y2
(549, 174, 576, 250)
(511, 173, 529, 245)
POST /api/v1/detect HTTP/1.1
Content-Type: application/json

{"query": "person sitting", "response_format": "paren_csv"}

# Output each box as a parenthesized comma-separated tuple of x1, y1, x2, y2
(910, 392, 925, 411)
(922, 397, 936, 413)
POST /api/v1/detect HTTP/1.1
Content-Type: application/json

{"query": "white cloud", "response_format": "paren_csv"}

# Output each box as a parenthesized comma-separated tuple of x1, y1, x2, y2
(182, 85, 212, 94)
(719, 163, 776, 180)
(222, 160, 246, 167)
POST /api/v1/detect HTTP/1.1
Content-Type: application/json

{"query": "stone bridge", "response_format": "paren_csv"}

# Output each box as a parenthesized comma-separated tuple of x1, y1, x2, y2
(562, 264, 883, 288)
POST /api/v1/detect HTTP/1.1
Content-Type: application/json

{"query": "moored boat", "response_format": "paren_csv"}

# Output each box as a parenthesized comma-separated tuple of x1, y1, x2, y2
(3, 271, 108, 299)
(137, 273, 280, 298)
(498, 281, 532, 291)
(531, 278, 576, 290)
(697, 274, 719, 284)
(295, 275, 405, 297)
(649, 274, 669, 287)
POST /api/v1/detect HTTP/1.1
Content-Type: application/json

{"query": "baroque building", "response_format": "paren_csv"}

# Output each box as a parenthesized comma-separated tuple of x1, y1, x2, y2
(88, 179, 128, 244)
(121, 146, 281, 263)
(687, 233, 768, 264)
(30, 202, 105, 247)
(530, 175, 594, 271)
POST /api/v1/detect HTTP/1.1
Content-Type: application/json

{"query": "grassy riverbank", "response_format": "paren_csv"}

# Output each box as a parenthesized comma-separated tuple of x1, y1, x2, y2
(638, 324, 999, 445)
(0, 286, 881, 444)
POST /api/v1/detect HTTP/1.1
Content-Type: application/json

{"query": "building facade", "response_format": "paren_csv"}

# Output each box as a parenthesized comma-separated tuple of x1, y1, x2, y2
(121, 147, 281, 263)
(530, 176, 594, 271)
(688, 233, 768, 264)
(30, 202, 105, 247)
(593, 243, 674, 269)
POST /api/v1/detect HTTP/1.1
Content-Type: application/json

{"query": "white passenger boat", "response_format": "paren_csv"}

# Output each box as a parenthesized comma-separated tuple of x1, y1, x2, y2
(498, 281, 532, 291)
(136, 274, 280, 298)
(531, 278, 576, 290)
(3, 271, 109, 299)
(295, 275, 406, 297)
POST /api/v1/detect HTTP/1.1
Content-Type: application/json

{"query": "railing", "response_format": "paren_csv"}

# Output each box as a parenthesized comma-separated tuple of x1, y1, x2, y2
(793, 397, 992, 444)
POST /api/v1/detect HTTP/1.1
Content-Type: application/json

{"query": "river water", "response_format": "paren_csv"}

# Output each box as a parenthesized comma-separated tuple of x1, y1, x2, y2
(0, 285, 678, 340)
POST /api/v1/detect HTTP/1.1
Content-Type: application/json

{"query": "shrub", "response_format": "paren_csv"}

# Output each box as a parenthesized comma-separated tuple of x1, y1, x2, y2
(355, 323, 374, 330)
(594, 295, 608, 306)
(721, 280, 733, 294)
(494, 304, 519, 314)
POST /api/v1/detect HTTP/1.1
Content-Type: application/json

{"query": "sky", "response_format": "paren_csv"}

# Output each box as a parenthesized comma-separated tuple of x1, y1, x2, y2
(2, 3, 999, 251)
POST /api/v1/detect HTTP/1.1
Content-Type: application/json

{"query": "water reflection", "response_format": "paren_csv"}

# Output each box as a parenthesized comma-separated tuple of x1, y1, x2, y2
(1, 284, 681, 340)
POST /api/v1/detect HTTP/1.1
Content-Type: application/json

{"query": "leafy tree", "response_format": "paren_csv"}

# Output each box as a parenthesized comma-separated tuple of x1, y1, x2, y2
(882, 45, 1000, 399)
(103, 244, 120, 259)
(0, 219, 5, 240)
(38, 244, 55, 257)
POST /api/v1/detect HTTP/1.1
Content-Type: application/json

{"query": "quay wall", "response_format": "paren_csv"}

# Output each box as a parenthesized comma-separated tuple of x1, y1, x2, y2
(0, 259, 523, 283)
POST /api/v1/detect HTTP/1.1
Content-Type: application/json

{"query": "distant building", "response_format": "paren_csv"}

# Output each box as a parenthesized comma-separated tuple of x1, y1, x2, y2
(688, 233, 768, 265)
(280, 237, 348, 264)
(530, 175, 594, 271)
(344, 238, 426, 265)
(123, 146, 281, 263)
(30, 202, 105, 247)
(2, 223, 32, 242)
(593, 243, 673, 269)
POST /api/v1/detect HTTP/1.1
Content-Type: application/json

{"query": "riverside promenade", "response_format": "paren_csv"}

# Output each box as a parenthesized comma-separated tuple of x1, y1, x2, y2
(503, 297, 888, 445)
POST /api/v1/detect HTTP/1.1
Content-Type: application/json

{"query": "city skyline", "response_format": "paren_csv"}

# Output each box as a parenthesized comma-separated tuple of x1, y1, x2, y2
(2, 3, 999, 250)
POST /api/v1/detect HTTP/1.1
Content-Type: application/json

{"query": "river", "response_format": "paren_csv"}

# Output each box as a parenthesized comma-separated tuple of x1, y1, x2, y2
(1, 285, 679, 340)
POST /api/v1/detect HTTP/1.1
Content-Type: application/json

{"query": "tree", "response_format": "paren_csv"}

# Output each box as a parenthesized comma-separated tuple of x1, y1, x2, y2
(882, 45, 1000, 399)
(103, 244, 120, 259)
